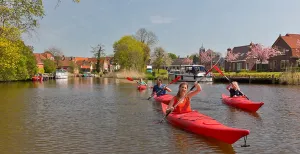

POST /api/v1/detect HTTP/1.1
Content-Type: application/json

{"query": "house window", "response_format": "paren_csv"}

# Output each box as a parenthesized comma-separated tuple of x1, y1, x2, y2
(280, 60, 289, 69)
(232, 63, 236, 71)
(273, 60, 277, 69)
(280, 60, 285, 69)
(237, 63, 242, 71)
(297, 60, 300, 67)
(246, 63, 249, 70)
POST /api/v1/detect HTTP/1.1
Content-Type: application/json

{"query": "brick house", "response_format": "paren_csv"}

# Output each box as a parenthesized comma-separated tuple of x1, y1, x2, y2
(33, 51, 55, 70)
(224, 43, 258, 72)
(57, 56, 79, 74)
(74, 57, 111, 73)
(269, 34, 300, 72)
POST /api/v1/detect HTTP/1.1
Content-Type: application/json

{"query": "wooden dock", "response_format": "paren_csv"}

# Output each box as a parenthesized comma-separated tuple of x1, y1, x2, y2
(42, 73, 55, 81)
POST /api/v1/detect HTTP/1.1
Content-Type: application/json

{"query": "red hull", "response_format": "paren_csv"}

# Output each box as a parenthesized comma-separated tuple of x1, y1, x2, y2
(137, 85, 147, 90)
(221, 94, 264, 112)
(161, 103, 250, 144)
(153, 94, 173, 105)
(32, 76, 43, 81)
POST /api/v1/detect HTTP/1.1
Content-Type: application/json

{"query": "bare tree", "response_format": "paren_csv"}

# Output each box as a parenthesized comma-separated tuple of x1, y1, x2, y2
(134, 28, 158, 47)
(47, 46, 64, 67)
(91, 44, 105, 73)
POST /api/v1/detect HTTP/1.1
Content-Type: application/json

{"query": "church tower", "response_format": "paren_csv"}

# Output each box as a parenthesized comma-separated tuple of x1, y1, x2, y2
(199, 44, 205, 65)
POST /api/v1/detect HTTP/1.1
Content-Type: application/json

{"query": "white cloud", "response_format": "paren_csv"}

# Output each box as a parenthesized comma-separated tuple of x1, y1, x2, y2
(150, 15, 176, 24)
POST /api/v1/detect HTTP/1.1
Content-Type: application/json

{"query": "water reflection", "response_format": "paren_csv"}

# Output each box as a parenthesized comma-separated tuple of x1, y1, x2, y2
(55, 79, 68, 88)
(0, 78, 300, 153)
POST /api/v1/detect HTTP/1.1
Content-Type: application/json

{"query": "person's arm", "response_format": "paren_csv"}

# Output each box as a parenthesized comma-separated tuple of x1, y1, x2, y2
(226, 84, 231, 91)
(166, 97, 175, 111)
(187, 81, 202, 98)
(164, 87, 172, 92)
(152, 86, 156, 95)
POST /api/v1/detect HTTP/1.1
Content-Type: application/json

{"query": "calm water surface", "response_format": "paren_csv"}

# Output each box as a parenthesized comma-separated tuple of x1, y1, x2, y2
(0, 78, 300, 154)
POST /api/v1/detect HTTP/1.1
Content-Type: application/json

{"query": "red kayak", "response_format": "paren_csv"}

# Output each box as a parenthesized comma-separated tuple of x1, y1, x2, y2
(137, 85, 147, 90)
(153, 94, 173, 105)
(221, 94, 264, 112)
(161, 102, 250, 144)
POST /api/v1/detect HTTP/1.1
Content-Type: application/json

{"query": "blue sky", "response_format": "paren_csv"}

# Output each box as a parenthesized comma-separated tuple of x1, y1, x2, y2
(23, 0, 300, 57)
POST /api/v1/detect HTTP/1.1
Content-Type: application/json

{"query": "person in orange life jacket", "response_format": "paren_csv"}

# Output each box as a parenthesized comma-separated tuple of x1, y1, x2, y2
(166, 81, 202, 114)
(226, 81, 245, 97)
(152, 78, 172, 97)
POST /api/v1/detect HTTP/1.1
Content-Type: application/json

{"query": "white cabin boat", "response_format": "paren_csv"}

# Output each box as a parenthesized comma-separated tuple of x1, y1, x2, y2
(168, 65, 213, 82)
(55, 69, 68, 79)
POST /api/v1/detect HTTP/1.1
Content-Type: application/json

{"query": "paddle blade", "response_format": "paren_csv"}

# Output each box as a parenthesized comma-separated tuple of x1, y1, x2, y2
(126, 77, 134, 81)
(170, 76, 181, 84)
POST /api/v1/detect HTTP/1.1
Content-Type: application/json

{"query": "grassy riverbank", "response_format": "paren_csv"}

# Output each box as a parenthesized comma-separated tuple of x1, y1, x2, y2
(103, 69, 168, 80)
(213, 71, 300, 85)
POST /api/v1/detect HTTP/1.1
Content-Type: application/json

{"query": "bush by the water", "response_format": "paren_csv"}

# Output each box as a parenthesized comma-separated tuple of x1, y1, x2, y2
(146, 69, 168, 80)
(213, 72, 282, 79)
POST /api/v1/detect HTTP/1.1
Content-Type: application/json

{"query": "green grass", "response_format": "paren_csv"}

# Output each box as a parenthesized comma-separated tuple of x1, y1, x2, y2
(146, 69, 168, 80)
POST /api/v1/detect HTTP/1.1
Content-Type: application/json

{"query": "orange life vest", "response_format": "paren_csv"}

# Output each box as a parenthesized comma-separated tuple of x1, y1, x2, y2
(172, 96, 192, 114)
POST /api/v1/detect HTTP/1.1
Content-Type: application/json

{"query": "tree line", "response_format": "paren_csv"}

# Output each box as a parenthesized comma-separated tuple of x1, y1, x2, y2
(0, 0, 79, 81)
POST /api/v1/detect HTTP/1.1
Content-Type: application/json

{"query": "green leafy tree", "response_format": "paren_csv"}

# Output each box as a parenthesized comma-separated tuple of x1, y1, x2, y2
(189, 53, 199, 64)
(0, 0, 45, 33)
(69, 61, 77, 73)
(0, 27, 37, 81)
(113, 35, 145, 71)
(168, 53, 178, 60)
(152, 47, 172, 73)
(43, 59, 56, 73)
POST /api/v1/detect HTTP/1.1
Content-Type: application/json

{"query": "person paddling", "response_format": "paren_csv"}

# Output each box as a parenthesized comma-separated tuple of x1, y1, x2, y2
(137, 78, 147, 86)
(226, 81, 245, 97)
(152, 78, 172, 97)
(166, 81, 201, 114)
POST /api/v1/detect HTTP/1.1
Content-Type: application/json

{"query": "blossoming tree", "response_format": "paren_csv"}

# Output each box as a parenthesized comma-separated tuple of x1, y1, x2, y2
(199, 49, 215, 65)
(247, 43, 281, 71)
(181, 58, 193, 65)
(225, 50, 239, 71)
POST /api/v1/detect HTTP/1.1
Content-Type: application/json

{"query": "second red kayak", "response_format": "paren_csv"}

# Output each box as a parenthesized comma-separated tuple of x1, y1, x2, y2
(161, 102, 250, 144)
(137, 85, 147, 90)
(221, 94, 264, 112)
(153, 94, 173, 105)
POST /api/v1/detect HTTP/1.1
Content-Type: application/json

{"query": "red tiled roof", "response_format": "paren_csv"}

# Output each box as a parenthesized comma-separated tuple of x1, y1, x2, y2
(58, 57, 76, 67)
(280, 34, 300, 57)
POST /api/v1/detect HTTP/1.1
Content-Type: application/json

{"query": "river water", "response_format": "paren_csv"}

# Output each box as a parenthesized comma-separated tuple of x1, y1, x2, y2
(0, 78, 299, 154)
